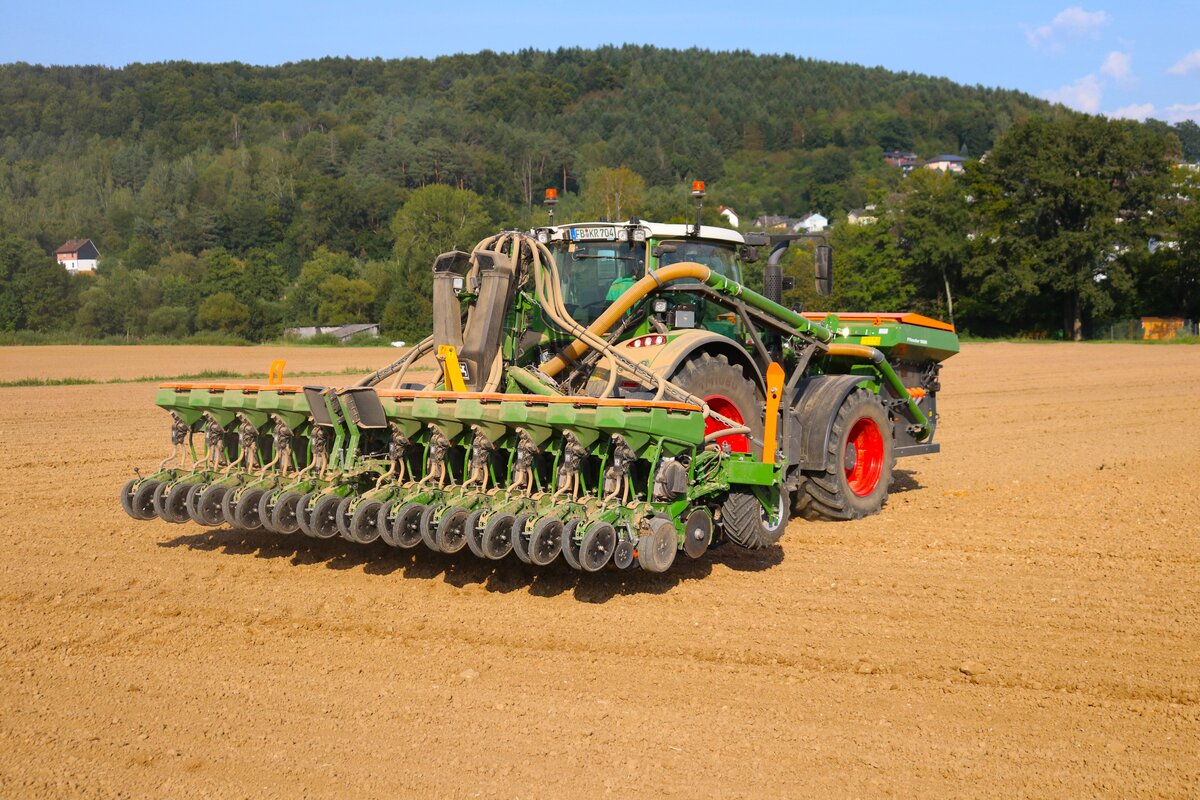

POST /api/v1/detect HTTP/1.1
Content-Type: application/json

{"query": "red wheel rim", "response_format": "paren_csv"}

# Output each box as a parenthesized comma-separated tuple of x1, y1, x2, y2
(704, 394, 750, 453)
(844, 417, 884, 496)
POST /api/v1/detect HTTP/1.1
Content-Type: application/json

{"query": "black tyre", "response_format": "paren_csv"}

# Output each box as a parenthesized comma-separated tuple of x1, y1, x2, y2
(295, 492, 318, 536)
(349, 499, 383, 545)
(377, 499, 399, 545)
(798, 388, 895, 521)
(183, 483, 207, 524)
(419, 505, 443, 552)
(334, 496, 357, 541)
(464, 510, 487, 558)
(511, 514, 533, 564)
(637, 517, 678, 573)
(311, 494, 343, 539)
(435, 507, 470, 554)
(220, 487, 240, 527)
(234, 489, 265, 530)
(270, 491, 304, 534)
(481, 513, 515, 560)
(195, 484, 228, 527)
(579, 521, 616, 572)
(528, 518, 563, 566)
(125, 479, 159, 521)
(258, 490, 280, 532)
(155, 482, 190, 524)
(391, 502, 426, 548)
(719, 489, 787, 549)
(671, 351, 764, 456)
(561, 520, 583, 570)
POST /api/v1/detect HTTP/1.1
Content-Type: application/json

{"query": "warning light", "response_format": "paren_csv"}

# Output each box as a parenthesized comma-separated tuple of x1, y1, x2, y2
(691, 181, 706, 197)
(544, 188, 558, 204)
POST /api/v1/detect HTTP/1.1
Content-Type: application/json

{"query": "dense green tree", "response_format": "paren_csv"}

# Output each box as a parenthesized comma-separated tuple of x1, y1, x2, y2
(0, 51, 1194, 341)
(580, 166, 646, 222)
(968, 116, 1175, 338)
(828, 219, 913, 311)
(0, 236, 77, 331)
(196, 291, 251, 336)
(317, 274, 377, 324)
(286, 247, 359, 324)
(895, 169, 971, 325)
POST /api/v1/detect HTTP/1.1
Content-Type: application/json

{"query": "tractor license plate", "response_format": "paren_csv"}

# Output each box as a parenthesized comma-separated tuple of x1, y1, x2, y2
(570, 226, 615, 241)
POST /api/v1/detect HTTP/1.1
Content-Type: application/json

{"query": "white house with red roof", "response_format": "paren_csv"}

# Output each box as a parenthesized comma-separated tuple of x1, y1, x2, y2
(56, 239, 100, 273)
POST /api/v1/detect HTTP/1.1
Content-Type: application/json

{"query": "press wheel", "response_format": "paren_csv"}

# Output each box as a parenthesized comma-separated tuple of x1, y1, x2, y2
(511, 514, 533, 564)
(637, 517, 677, 573)
(528, 518, 563, 566)
(436, 507, 471, 553)
(350, 499, 383, 544)
(390, 502, 426, 548)
(561, 520, 583, 570)
(311, 494, 343, 539)
(481, 513, 515, 560)
(579, 521, 616, 572)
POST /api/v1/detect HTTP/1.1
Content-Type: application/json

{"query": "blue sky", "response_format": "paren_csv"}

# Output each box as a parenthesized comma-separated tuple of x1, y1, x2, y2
(1, 0, 1196, 123)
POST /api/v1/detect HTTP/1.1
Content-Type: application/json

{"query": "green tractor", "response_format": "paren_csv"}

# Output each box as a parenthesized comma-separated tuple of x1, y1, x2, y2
(121, 188, 958, 573)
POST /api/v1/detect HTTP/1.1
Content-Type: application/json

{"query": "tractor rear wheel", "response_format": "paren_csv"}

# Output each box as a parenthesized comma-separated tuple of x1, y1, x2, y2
(670, 352, 764, 455)
(798, 389, 895, 521)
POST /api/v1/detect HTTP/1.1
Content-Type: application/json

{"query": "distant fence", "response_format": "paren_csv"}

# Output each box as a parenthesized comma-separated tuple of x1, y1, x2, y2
(1093, 317, 1198, 341)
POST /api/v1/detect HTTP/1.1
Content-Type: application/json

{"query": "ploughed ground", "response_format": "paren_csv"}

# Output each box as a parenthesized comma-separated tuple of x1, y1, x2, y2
(0, 343, 1196, 798)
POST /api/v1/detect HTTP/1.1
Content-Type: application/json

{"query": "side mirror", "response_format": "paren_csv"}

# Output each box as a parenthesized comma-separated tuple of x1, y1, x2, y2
(651, 244, 678, 258)
(781, 277, 795, 291)
(740, 245, 760, 264)
(815, 245, 833, 297)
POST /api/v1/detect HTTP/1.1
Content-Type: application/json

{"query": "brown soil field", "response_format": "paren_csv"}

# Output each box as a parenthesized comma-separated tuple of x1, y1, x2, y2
(0, 344, 401, 382)
(1, 343, 1197, 798)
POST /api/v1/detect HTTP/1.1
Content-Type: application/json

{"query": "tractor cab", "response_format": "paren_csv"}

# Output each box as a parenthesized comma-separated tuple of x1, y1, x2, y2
(536, 221, 747, 342)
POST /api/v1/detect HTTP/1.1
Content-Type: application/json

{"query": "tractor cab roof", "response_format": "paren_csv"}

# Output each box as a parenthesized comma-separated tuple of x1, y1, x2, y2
(535, 221, 745, 247)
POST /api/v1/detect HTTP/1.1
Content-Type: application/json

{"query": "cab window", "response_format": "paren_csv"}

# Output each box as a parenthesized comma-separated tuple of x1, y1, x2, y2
(548, 240, 646, 324)
(656, 240, 740, 281)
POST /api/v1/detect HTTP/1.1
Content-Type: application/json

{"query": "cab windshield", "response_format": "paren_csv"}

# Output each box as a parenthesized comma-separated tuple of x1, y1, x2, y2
(656, 240, 739, 280)
(549, 239, 646, 324)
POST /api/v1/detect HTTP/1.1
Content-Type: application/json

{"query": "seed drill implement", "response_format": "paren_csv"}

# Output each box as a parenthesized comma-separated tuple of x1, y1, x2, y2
(122, 188, 958, 573)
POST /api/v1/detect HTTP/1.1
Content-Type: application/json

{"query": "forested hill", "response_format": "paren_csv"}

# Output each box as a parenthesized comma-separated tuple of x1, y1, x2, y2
(2, 47, 1053, 254)
(1, 47, 1196, 341)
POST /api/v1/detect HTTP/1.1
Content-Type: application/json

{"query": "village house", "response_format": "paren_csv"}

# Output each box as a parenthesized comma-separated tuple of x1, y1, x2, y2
(847, 205, 879, 225)
(883, 150, 919, 174)
(794, 212, 828, 233)
(751, 213, 828, 234)
(55, 239, 100, 273)
(285, 323, 380, 342)
(717, 205, 740, 228)
(924, 154, 966, 173)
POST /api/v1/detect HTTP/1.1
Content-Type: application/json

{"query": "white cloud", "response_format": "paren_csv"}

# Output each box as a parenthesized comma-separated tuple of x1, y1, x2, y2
(1109, 103, 1155, 121)
(1027, 7, 1110, 48)
(1100, 51, 1132, 82)
(1167, 50, 1200, 76)
(1042, 74, 1103, 113)
(1163, 103, 1200, 124)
